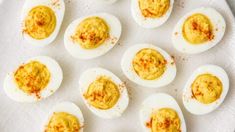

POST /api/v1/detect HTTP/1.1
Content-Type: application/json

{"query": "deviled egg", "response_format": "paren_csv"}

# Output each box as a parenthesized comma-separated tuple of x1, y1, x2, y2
(121, 44, 176, 88)
(172, 7, 226, 54)
(79, 67, 129, 119)
(131, 0, 174, 28)
(140, 93, 186, 132)
(21, 0, 65, 46)
(4, 56, 63, 102)
(43, 102, 84, 132)
(64, 13, 121, 59)
(183, 65, 229, 115)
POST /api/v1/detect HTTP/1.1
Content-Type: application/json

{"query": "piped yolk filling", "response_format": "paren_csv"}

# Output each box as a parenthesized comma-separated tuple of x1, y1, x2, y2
(45, 112, 80, 132)
(83, 76, 120, 110)
(191, 74, 223, 104)
(182, 13, 214, 44)
(23, 5, 56, 40)
(71, 17, 110, 49)
(132, 48, 167, 80)
(146, 108, 181, 132)
(14, 61, 50, 98)
(138, 0, 170, 18)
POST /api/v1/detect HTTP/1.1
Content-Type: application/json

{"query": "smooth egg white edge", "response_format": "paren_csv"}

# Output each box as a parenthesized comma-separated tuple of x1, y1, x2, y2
(4, 56, 63, 103)
(172, 7, 226, 54)
(42, 102, 84, 132)
(131, 0, 174, 28)
(21, 0, 65, 47)
(140, 93, 186, 132)
(121, 44, 176, 88)
(79, 67, 129, 119)
(182, 65, 229, 115)
(64, 13, 122, 60)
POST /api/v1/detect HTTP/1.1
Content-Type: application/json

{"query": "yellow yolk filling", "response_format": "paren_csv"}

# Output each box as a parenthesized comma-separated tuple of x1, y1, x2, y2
(45, 112, 80, 132)
(138, 0, 170, 18)
(24, 6, 56, 40)
(71, 17, 110, 49)
(182, 13, 214, 44)
(191, 74, 223, 104)
(83, 76, 120, 110)
(14, 61, 50, 96)
(132, 48, 166, 80)
(146, 108, 181, 132)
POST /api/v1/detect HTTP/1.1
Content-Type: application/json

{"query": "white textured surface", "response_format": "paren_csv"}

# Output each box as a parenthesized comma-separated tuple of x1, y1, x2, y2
(0, 0, 235, 132)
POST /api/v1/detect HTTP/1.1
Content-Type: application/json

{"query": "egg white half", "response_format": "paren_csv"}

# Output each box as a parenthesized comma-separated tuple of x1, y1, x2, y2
(64, 13, 122, 59)
(79, 67, 129, 119)
(4, 56, 63, 102)
(140, 93, 186, 132)
(121, 44, 176, 88)
(21, 0, 65, 47)
(182, 65, 229, 115)
(43, 102, 84, 132)
(131, 0, 174, 28)
(172, 7, 226, 54)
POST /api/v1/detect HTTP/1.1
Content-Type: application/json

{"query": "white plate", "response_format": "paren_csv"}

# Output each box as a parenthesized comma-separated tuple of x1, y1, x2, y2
(0, 0, 235, 132)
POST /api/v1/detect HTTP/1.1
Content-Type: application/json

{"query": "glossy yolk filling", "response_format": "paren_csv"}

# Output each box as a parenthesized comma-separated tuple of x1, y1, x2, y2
(132, 48, 167, 80)
(71, 17, 110, 49)
(191, 74, 223, 104)
(23, 6, 56, 40)
(14, 61, 50, 97)
(83, 76, 120, 110)
(45, 112, 80, 132)
(138, 0, 170, 18)
(146, 108, 181, 132)
(182, 13, 214, 44)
